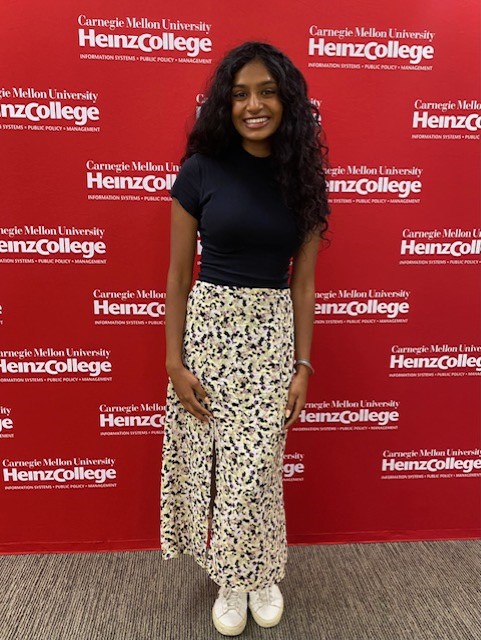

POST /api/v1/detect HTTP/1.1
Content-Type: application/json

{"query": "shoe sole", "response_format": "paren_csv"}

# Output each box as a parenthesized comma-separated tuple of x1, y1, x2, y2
(249, 602, 284, 628)
(212, 609, 247, 636)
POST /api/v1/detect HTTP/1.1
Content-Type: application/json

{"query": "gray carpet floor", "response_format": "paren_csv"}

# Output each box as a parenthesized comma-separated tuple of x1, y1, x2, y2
(1, 540, 480, 640)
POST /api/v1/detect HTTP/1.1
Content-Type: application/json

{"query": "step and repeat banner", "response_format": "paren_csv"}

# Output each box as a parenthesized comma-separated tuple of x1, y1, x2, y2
(1, 0, 480, 552)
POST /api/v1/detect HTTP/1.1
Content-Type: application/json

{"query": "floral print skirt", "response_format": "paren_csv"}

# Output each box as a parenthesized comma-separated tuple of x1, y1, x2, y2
(160, 279, 295, 592)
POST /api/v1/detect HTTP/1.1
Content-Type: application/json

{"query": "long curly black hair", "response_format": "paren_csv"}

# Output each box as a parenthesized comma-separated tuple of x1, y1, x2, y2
(181, 40, 331, 245)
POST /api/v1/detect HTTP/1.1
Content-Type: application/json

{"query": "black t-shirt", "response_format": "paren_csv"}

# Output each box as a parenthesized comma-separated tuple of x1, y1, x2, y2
(169, 144, 303, 288)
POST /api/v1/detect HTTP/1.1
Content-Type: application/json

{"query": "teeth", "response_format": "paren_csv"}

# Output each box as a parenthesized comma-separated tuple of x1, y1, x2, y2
(245, 117, 269, 123)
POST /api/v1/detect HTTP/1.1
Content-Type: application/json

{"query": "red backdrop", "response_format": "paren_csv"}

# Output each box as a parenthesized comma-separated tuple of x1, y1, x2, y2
(1, 0, 480, 553)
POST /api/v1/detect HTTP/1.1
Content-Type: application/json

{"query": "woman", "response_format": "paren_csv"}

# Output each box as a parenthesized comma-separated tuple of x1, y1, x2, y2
(160, 41, 330, 636)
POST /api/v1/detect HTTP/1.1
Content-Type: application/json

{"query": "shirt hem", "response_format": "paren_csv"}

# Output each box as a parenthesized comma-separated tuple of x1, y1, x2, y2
(197, 277, 290, 290)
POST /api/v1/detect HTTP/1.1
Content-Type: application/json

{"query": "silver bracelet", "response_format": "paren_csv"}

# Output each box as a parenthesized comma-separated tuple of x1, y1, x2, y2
(294, 359, 315, 375)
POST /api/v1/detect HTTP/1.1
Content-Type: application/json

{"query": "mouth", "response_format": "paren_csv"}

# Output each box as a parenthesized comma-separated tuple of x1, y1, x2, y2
(243, 116, 271, 129)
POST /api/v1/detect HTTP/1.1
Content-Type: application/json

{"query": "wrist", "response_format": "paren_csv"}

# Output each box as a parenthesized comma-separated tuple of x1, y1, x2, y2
(294, 365, 310, 379)
(294, 358, 315, 376)
(166, 359, 185, 375)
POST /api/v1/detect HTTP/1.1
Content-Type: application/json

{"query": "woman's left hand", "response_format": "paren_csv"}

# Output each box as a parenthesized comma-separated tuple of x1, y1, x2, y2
(283, 367, 310, 430)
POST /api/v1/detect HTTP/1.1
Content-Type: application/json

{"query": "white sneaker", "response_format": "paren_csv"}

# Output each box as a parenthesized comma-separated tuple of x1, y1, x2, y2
(248, 584, 284, 628)
(212, 586, 248, 636)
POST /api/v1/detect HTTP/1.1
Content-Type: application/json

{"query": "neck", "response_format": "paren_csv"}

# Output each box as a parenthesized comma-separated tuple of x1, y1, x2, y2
(241, 140, 271, 158)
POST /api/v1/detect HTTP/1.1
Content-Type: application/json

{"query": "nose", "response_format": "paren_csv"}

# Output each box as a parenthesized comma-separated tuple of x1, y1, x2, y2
(246, 92, 262, 112)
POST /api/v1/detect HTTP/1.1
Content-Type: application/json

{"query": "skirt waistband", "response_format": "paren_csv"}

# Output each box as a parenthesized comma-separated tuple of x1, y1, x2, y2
(192, 279, 291, 299)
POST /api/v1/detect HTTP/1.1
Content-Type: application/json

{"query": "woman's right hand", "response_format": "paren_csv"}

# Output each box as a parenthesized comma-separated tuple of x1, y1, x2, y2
(168, 364, 213, 423)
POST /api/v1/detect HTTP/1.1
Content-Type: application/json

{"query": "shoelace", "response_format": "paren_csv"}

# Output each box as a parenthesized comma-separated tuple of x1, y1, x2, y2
(256, 586, 273, 607)
(221, 587, 246, 616)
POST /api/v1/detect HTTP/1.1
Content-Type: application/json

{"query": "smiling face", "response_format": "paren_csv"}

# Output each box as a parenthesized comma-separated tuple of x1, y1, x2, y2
(231, 58, 283, 157)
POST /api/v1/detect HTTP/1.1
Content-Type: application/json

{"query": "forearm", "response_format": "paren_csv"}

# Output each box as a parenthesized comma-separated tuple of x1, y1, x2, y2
(164, 273, 191, 374)
(290, 284, 315, 363)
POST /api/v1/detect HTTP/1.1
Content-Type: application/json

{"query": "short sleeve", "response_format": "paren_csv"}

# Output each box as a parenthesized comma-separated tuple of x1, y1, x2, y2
(169, 154, 202, 220)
